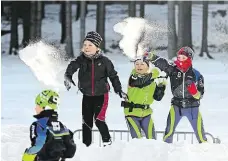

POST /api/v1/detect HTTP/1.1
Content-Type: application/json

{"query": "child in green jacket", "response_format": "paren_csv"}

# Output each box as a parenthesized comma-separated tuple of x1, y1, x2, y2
(121, 57, 166, 139)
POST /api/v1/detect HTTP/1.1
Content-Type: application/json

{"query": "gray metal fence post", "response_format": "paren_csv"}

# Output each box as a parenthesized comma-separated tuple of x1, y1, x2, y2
(73, 129, 221, 146)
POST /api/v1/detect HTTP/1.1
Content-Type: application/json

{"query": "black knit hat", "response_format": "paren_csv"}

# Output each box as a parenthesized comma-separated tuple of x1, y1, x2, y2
(84, 31, 103, 47)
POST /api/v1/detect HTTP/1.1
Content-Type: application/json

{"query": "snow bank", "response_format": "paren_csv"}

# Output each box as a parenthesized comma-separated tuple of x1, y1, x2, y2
(2, 125, 228, 161)
(74, 139, 228, 161)
(18, 41, 71, 89)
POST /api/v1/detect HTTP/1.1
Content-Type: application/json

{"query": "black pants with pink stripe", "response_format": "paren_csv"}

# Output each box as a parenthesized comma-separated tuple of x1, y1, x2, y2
(82, 94, 111, 147)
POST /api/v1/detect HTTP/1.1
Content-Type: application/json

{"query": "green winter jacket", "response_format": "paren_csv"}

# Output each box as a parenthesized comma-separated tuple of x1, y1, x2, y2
(124, 68, 160, 117)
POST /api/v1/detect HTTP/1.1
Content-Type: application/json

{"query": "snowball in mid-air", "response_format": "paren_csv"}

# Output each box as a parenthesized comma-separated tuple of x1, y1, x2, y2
(113, 17, 168, 59)
(19, 41, 71, 89)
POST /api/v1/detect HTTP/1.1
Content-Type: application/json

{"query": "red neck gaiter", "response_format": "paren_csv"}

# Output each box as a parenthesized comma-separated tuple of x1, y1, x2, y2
(174, 58, 192, 73)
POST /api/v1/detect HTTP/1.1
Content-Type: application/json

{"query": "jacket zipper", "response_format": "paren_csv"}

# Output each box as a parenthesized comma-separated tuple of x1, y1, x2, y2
(182, 72, 186, 108)
(91, 59, 95, 96)
(183, 73, 185, 98)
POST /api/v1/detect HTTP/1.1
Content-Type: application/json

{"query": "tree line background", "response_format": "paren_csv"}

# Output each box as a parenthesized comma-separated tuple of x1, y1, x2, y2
(1, 1, 227, 59)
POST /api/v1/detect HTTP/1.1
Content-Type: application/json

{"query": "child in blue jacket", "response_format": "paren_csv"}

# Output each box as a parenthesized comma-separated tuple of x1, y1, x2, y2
(22, 90, 76, 161)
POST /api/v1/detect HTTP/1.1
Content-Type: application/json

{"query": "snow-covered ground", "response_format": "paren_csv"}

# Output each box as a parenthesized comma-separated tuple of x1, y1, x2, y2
(1, 3, 228, 161)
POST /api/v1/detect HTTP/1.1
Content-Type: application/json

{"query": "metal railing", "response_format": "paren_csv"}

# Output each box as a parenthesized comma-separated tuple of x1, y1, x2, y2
(73, 129, 221, 147)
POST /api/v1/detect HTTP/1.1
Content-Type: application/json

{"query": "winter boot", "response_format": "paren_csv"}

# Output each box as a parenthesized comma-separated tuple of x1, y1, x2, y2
(103, 139, 112, 147)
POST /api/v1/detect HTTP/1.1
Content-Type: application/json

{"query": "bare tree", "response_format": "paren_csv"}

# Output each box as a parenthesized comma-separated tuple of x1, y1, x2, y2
(96, 1, 105, 51)
(42, 1, 45, 19)
(36, 1, 42, 39)
(75, 1, 80, 21)
(167, 1, 177, 59)
(9, 1, 19, 55)
(140, 1, 145, 18)
(200, 1, 213, 59)
(76, 1, 88, 21)
(1, 2, 5, 17)
(60, 1, 66, 43)
(21, 2, 31, 47)
(80, 1, 86, 47)
(30, 1, 36, 40)
(129, 1, 136, 17)
(177, 1, 192, 49)
(65, 1, 74, 58)
(30, 1, 42, 40)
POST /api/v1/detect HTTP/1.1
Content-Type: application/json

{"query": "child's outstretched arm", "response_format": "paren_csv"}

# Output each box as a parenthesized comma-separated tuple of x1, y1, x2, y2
(22, 123, 46, 161)
(144, 52, 174, 76)
(65, 57, 81, 77)
(64, 57, 81, 90)
(129, 73, 153, 88)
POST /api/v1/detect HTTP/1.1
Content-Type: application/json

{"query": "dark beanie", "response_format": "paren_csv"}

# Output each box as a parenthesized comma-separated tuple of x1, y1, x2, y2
(134, 59, 150, 67)
(84, 31, 103, 47)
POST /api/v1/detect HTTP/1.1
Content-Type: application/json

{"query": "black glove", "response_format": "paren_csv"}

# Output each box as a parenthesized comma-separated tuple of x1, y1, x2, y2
(64, 75, 76, 91)
(118, 91, 128, 100)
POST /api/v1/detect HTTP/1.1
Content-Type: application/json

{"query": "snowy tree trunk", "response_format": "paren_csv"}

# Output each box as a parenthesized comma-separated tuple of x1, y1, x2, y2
(76, 1, 88, 21)
(60, 1, 66, 44)
(200, 1, 213, 59)
(1, 2, 5, 17)
(65, 1, 74, 58)
(36, 1, 42, 39)
(129, 1, 136, 17)
(29, 1, 42, 40)
(42, 1, 45, 19)
(30, 1, 36, 40)
(96, 1, 105, 51)
(9, 1, 19, 55)
(177, 1, 192, 49)
(168, 1, 177, 59)
(80, 1, 86, 47)
(75, 1, 80, 21)
(21, 2, 31, 47)
(140, 1, 145, 18)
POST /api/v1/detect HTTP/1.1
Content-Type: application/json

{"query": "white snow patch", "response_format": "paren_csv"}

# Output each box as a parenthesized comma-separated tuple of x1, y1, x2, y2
(19, 41, 71, 89)
(2, 125, 228, 161)
(113, 17, 168, 59)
